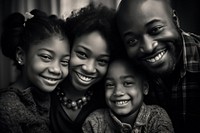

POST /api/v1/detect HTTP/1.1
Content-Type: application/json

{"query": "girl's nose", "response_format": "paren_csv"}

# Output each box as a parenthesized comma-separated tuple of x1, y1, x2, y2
(48, 61, 61, 75)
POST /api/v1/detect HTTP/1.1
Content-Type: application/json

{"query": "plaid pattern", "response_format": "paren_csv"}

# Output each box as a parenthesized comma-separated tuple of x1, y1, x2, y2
(148, 31, 200, 133)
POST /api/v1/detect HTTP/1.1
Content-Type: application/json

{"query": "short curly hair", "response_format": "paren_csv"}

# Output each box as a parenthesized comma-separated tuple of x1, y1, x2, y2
(65, 2, 118, 56)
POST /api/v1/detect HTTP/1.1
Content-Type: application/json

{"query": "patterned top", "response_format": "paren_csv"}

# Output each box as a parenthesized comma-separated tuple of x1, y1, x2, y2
(146, 31, 200, 133)
(0, 87, 51, 133)
(82, 103, 174, 133)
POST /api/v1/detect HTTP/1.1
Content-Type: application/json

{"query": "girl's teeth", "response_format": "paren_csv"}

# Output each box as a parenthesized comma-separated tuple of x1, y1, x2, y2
(147, 51, 165, 63)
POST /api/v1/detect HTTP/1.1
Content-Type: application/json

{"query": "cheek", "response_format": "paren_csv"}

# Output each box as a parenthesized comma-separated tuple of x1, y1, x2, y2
(61, 66, 69, 78)
(105, 89, 113, 102)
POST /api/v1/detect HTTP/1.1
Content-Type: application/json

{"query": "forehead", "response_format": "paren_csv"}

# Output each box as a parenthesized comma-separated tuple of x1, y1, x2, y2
(107, 60, 134, 75)
(73, 31, 109, 54)
(117, 0, 171, 26)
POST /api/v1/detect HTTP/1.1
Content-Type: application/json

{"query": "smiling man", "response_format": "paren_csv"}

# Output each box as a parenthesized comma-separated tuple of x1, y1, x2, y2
(116, 0, 200, 132)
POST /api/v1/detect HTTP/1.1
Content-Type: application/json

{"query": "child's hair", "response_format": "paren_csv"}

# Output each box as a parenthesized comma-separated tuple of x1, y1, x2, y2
(109, 45, 149, 81)
(65, 2, 118, 58)
(1, 9, 69, 70)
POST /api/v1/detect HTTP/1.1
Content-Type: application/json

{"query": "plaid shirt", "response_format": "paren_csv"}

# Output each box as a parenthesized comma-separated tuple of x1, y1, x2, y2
(147, 31, 200, 133)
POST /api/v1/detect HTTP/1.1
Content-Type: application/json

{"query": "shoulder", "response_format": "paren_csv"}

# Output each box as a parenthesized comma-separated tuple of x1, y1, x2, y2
(145, 105, 174, 132)
(85, 108, 109, 120)
(182, 32, 200, 47)
(82, 109, 110, 133)
(0, 88, 21, 107)
(0, 88, 29, 122)
(146, 105, 169, 116)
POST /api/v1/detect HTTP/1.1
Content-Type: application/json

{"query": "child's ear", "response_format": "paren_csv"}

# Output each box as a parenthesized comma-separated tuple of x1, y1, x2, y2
(16, 47, 25, 65)
(143, 81, 149, 95)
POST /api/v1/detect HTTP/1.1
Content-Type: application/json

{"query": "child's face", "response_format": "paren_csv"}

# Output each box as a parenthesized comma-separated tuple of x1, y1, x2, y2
(105, 59, 148, 116)
(22, 36, 70, 92)
(69, 31, 110, 91)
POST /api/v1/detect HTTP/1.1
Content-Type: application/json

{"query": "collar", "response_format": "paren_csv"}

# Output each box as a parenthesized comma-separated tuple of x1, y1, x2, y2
(109, 103, 150, 130)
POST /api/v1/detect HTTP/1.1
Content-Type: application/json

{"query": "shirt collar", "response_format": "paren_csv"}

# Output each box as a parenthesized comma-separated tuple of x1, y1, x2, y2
(109, 103, 150, 129)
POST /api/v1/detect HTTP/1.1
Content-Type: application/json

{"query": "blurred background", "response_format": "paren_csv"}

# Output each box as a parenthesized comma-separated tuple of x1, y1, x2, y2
(0, 0, 199, 88)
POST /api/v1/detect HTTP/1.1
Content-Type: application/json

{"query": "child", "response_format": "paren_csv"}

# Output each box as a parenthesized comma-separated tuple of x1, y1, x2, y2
(82, 55, 174, 133)
(0, 9, 70, 133)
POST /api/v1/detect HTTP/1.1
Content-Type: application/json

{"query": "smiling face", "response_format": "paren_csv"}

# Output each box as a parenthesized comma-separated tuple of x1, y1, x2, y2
(69, 31, 110, 91)
(117, 0, 182, 75)
(22, 36, 70, 92)
(105, 59, 148, 116)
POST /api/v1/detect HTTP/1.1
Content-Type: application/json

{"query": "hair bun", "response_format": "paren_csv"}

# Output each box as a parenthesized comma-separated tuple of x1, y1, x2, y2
(2, 12, 25, 30)
(1, 12, 24, 59)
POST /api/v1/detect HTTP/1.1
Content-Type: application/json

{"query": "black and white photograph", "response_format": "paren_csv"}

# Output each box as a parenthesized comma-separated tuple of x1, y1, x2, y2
(0, 0, 199, 133)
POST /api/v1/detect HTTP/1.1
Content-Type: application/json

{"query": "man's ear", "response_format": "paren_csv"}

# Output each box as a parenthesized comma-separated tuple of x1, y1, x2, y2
(143, 81, 149, 95)
(172, 10, 180, 28)
(16, 47, 25, 65)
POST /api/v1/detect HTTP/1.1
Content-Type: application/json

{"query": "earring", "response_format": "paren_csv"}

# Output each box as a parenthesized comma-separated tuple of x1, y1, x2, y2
(18, 60, 23, 65)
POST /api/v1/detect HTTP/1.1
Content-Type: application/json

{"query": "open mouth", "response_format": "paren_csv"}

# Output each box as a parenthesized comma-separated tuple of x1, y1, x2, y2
(145, 50, 166, 63)
(76, 72, 94, 82)
(42, 76, 60, 85)
(114, 100, 129, 106)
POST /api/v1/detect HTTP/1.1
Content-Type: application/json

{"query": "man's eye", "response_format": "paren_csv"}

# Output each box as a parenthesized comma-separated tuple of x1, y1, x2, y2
(149, 26, 164, 35)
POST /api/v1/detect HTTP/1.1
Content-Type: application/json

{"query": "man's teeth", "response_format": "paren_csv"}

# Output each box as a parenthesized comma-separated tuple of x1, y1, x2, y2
(77, 73, 93, 82)
(115, 100, 129, 106)
(146, 51, 165, 63)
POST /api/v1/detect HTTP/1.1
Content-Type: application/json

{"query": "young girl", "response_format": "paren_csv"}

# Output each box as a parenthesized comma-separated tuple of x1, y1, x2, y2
(0, 9, 70, 133)
(50, 3, 117, 133)
(82, 54, 174, 133)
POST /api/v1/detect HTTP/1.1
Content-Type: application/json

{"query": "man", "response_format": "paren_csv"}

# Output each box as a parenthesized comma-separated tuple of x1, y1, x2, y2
(116, 0, 200, 132)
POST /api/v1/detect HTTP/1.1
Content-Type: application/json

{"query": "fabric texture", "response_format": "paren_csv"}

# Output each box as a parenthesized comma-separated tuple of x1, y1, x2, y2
(145, 31, 200, 133)
(82, 103, 174, 133)
(0, 87, 51, 133)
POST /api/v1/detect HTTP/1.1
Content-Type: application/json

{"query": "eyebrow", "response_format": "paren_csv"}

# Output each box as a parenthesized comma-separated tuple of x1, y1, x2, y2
(77, 45, 110, 57)
(38, 48, 70, 57)
(123, 19, 162, 38)
(145, 19, 162, 27)
(106, 75, 135, 80)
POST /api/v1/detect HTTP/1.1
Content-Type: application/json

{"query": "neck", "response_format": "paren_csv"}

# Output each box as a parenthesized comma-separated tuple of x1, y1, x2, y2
(115, 109, 139, 125)
(61, 79, 87, 100)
